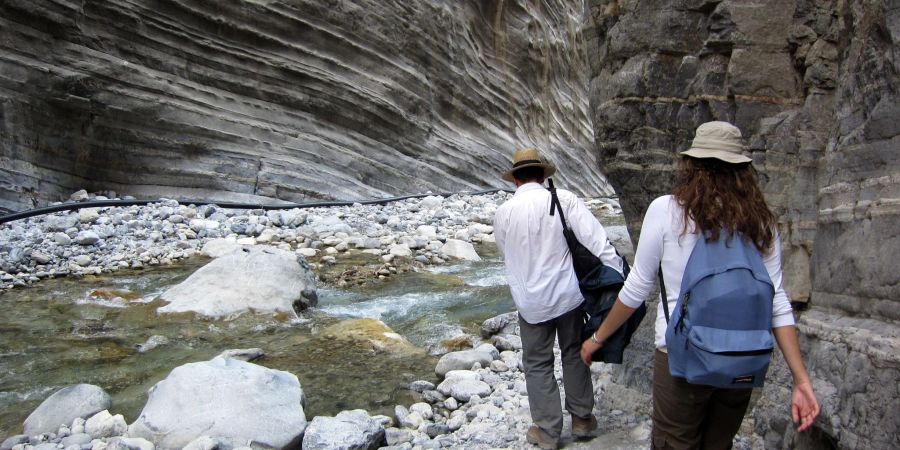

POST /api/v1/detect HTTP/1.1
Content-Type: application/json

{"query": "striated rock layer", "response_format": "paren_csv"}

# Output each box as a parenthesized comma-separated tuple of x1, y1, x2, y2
(586, 1, 899, 449)
(0, 0, 609, 212)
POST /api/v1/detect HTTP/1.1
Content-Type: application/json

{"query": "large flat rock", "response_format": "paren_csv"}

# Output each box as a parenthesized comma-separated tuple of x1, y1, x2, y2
(158, 246, 317, 318)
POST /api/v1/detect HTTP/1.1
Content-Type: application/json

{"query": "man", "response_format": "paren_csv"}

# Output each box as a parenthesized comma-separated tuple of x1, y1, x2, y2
(494, 148, 624, 449)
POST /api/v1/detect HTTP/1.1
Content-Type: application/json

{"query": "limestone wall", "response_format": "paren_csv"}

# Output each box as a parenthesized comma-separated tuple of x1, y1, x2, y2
(586, 1, 899, 448)
(0, 0, 609, 212)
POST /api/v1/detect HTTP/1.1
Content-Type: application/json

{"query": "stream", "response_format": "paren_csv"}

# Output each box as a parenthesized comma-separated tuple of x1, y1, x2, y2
(0, 245, 514, 437)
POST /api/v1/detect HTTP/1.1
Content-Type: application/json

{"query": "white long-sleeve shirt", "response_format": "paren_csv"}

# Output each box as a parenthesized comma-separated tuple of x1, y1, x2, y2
(494, 182, 624, 324)
(618, 195, 796, 348)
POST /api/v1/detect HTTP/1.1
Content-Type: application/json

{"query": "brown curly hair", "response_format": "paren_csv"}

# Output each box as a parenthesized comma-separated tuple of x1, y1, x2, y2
(672, 157, 776, 253)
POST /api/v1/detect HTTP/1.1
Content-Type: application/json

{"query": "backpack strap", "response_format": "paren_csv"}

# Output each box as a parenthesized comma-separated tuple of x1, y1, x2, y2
(547, 178, 569, 230)
(659, 264, 669, 323)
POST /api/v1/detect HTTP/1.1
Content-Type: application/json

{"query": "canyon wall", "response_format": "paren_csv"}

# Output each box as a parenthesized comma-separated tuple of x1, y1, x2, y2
(586, 0, 899, 448)
(0, 0, 609, 212)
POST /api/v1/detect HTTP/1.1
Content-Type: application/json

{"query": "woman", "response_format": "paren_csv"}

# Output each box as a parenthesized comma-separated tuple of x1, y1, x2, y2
(581, 121, 819, 449)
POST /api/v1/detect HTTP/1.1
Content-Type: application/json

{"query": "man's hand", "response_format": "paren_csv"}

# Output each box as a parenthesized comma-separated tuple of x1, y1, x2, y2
(580, 336, 602, 366)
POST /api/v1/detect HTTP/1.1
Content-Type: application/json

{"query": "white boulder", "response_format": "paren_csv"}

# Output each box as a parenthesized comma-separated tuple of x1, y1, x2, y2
(127, 357, 307, 450)
(23, 384, 111, 436)
(158, 246, 317, 318)
(439, 239, 481, 261)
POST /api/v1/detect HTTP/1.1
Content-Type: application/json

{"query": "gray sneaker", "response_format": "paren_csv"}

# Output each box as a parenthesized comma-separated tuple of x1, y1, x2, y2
(526, 425, 559, 450)
(572, 414, 598, 438)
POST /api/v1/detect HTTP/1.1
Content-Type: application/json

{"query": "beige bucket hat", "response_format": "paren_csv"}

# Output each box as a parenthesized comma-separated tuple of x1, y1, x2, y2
(501, 148, 557, 182)
(680, 121, 752, 164)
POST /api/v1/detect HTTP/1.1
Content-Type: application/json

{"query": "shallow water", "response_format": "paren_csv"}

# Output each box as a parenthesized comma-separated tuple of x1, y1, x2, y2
(0, 246, 514, 437)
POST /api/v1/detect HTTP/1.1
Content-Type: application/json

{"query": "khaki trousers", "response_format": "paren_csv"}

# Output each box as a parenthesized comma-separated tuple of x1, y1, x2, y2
(519, 305, 594, 439)
(652, 349, 753, 450)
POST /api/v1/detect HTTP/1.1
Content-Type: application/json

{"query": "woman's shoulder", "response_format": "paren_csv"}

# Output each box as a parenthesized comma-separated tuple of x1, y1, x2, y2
(647, 195, 677, 213)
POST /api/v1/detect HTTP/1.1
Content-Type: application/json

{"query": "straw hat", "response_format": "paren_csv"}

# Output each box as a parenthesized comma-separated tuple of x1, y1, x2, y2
(501, 148, 557, 182)
(680, 121, 752, 164)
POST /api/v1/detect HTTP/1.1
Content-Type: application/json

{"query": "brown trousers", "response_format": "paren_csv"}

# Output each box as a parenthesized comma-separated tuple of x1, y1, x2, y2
(652, 349, 753, 450)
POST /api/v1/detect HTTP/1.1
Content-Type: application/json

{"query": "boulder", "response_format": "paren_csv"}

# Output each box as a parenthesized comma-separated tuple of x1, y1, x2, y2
(112, 437, 155, 450)
(74, 231, 100, 245)
(127, 357, 307, 450)
(419, 196, 444, 210)
(490, 334, 522, 352)
(23, 384, 111, 436)
(84, 410, 127, 438)
(157, 246, 317, 318)
(416, 226, 437, 240)
(480, 312, 519, 338)
(434, 344, 499, 378)
(78, 208, 100, 224)
(215, 348, 264, 362)
(436, 371, 492, 403)
(439, 239, 481, 261)
(301, 410, 385, 450)
(69, 189, 89, 201)
(319, 319, 421, 356)
(0, 436, 28, 450)
(388, 244, 411, 257)
(200, 239, 245, 258)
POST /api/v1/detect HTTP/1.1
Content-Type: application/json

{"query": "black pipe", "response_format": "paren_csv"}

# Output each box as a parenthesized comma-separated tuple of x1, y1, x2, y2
(0, 189, 514, 225)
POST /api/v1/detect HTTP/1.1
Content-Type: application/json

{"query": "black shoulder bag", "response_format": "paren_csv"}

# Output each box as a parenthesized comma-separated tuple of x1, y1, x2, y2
(547, 178, 646, 364)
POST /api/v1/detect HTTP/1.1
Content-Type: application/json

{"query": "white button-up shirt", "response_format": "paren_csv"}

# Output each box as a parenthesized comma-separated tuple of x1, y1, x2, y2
(494, 182, 624, 324)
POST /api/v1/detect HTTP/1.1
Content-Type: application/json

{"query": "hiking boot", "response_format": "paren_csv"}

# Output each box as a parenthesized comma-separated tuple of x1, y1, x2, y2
(526, 425, 558, 450)
(572, 414, 598, 438)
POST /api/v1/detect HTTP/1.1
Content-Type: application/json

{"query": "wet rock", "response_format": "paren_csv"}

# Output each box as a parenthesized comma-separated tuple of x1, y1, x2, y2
(136, 336, 169, 353)
(435, 344, 499, 378)
(23, 384, 111, 436)
(0, 435, 28, 450)
(215, 348, 264, 362)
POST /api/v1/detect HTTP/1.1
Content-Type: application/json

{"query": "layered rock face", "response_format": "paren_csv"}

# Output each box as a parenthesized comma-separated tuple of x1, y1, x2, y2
(587, 1, 898, 449)
(0, 0, 609, 212)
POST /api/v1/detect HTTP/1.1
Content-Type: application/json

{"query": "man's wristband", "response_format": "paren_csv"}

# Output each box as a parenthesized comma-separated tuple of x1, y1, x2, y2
(590, 331, 601, 344)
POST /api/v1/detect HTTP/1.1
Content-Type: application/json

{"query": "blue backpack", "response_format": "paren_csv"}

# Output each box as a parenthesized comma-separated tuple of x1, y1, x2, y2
(663, 231, 775, 388)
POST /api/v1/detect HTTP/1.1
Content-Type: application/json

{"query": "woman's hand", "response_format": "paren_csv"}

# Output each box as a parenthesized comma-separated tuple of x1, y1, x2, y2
(580, 336, 602, 366)
(791, 381, 820, 432)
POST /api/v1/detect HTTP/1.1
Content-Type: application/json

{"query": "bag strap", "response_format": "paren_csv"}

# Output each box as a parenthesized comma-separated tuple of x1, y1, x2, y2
(659, 264, 669, 323)
(549, 178, 631, 277)
(547, 178, 569, 231)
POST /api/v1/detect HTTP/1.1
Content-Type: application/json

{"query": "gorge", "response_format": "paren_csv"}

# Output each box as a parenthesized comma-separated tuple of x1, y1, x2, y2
(1, 1, 898, 449)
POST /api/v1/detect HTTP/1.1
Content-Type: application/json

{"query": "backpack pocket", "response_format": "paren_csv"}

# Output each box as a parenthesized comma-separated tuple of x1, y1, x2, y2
(684, 326, 774, 388)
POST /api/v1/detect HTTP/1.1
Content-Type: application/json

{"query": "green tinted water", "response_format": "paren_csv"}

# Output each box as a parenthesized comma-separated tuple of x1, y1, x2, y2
(0, 246, 514, 436)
